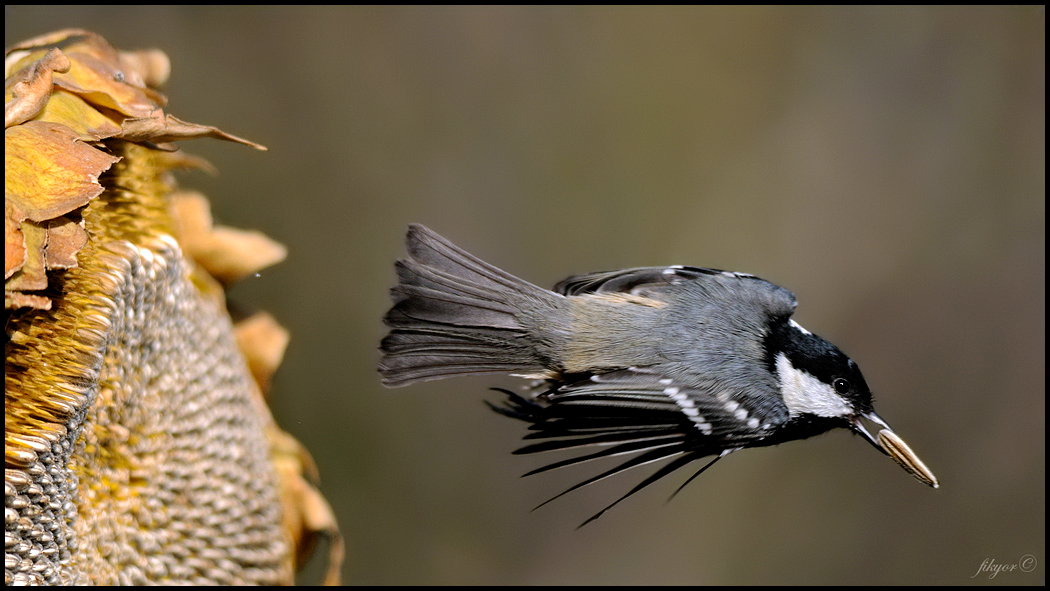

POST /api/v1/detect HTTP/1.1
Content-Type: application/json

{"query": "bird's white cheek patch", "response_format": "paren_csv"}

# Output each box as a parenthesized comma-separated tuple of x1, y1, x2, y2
(776, 353, 851, 418)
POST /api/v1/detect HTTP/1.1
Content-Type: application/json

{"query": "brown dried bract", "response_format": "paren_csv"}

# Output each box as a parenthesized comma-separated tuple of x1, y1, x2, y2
(5, 29, 266, 309)
(121, 113, 267, 151)
(271, 428, 345, 587)
(5, 121, 119, 220)
(5, 121, 119, 287)
(235, 311, 291, 397)
(4, 48, 70, 128)
(44, 215, 88, 269)
(170, 190, 287, 286)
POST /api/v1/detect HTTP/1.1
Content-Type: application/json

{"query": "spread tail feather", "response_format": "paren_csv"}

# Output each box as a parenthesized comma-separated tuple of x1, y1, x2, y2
(379, 225, 563, 386)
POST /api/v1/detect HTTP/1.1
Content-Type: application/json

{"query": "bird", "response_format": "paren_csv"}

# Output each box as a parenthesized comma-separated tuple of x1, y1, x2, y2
(378, 224, 938, 526)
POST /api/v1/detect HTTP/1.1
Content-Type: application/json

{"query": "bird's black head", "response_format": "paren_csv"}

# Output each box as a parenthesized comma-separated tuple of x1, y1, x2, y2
(763, 318, 938, 488)
(764, 318, 874, 424)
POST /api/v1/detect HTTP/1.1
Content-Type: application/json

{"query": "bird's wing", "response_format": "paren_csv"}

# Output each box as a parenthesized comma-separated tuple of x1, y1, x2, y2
(554, 265, 797, 316)
(555, 265, 798, 424)
(489, 364, 789, 525)
(553, 265, 749, 295)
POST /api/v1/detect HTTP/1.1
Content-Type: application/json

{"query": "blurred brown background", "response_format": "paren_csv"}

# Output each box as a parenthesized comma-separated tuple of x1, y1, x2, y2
(7, 6, 1044, 585)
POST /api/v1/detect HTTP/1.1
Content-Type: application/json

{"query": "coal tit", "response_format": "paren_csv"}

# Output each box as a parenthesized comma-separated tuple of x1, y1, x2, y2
(379, 224, 938, 525)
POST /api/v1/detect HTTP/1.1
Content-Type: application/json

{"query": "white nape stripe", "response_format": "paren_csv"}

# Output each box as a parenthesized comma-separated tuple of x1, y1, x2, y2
(789, 319, 812, 335)
(775, 353, 851, 418)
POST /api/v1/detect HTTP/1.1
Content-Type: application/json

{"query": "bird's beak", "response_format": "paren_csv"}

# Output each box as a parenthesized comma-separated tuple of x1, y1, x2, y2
(851, 411, 939, 488)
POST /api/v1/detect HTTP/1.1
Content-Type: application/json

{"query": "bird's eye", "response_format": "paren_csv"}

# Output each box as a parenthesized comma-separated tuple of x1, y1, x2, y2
(833, 378, 851, 394)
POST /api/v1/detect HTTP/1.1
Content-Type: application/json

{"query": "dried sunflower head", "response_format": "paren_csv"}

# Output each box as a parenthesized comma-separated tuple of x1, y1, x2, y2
(5, 29, 340, 585)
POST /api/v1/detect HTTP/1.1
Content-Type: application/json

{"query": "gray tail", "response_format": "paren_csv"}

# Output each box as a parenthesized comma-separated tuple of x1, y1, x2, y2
(379, 224, 562, 387)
